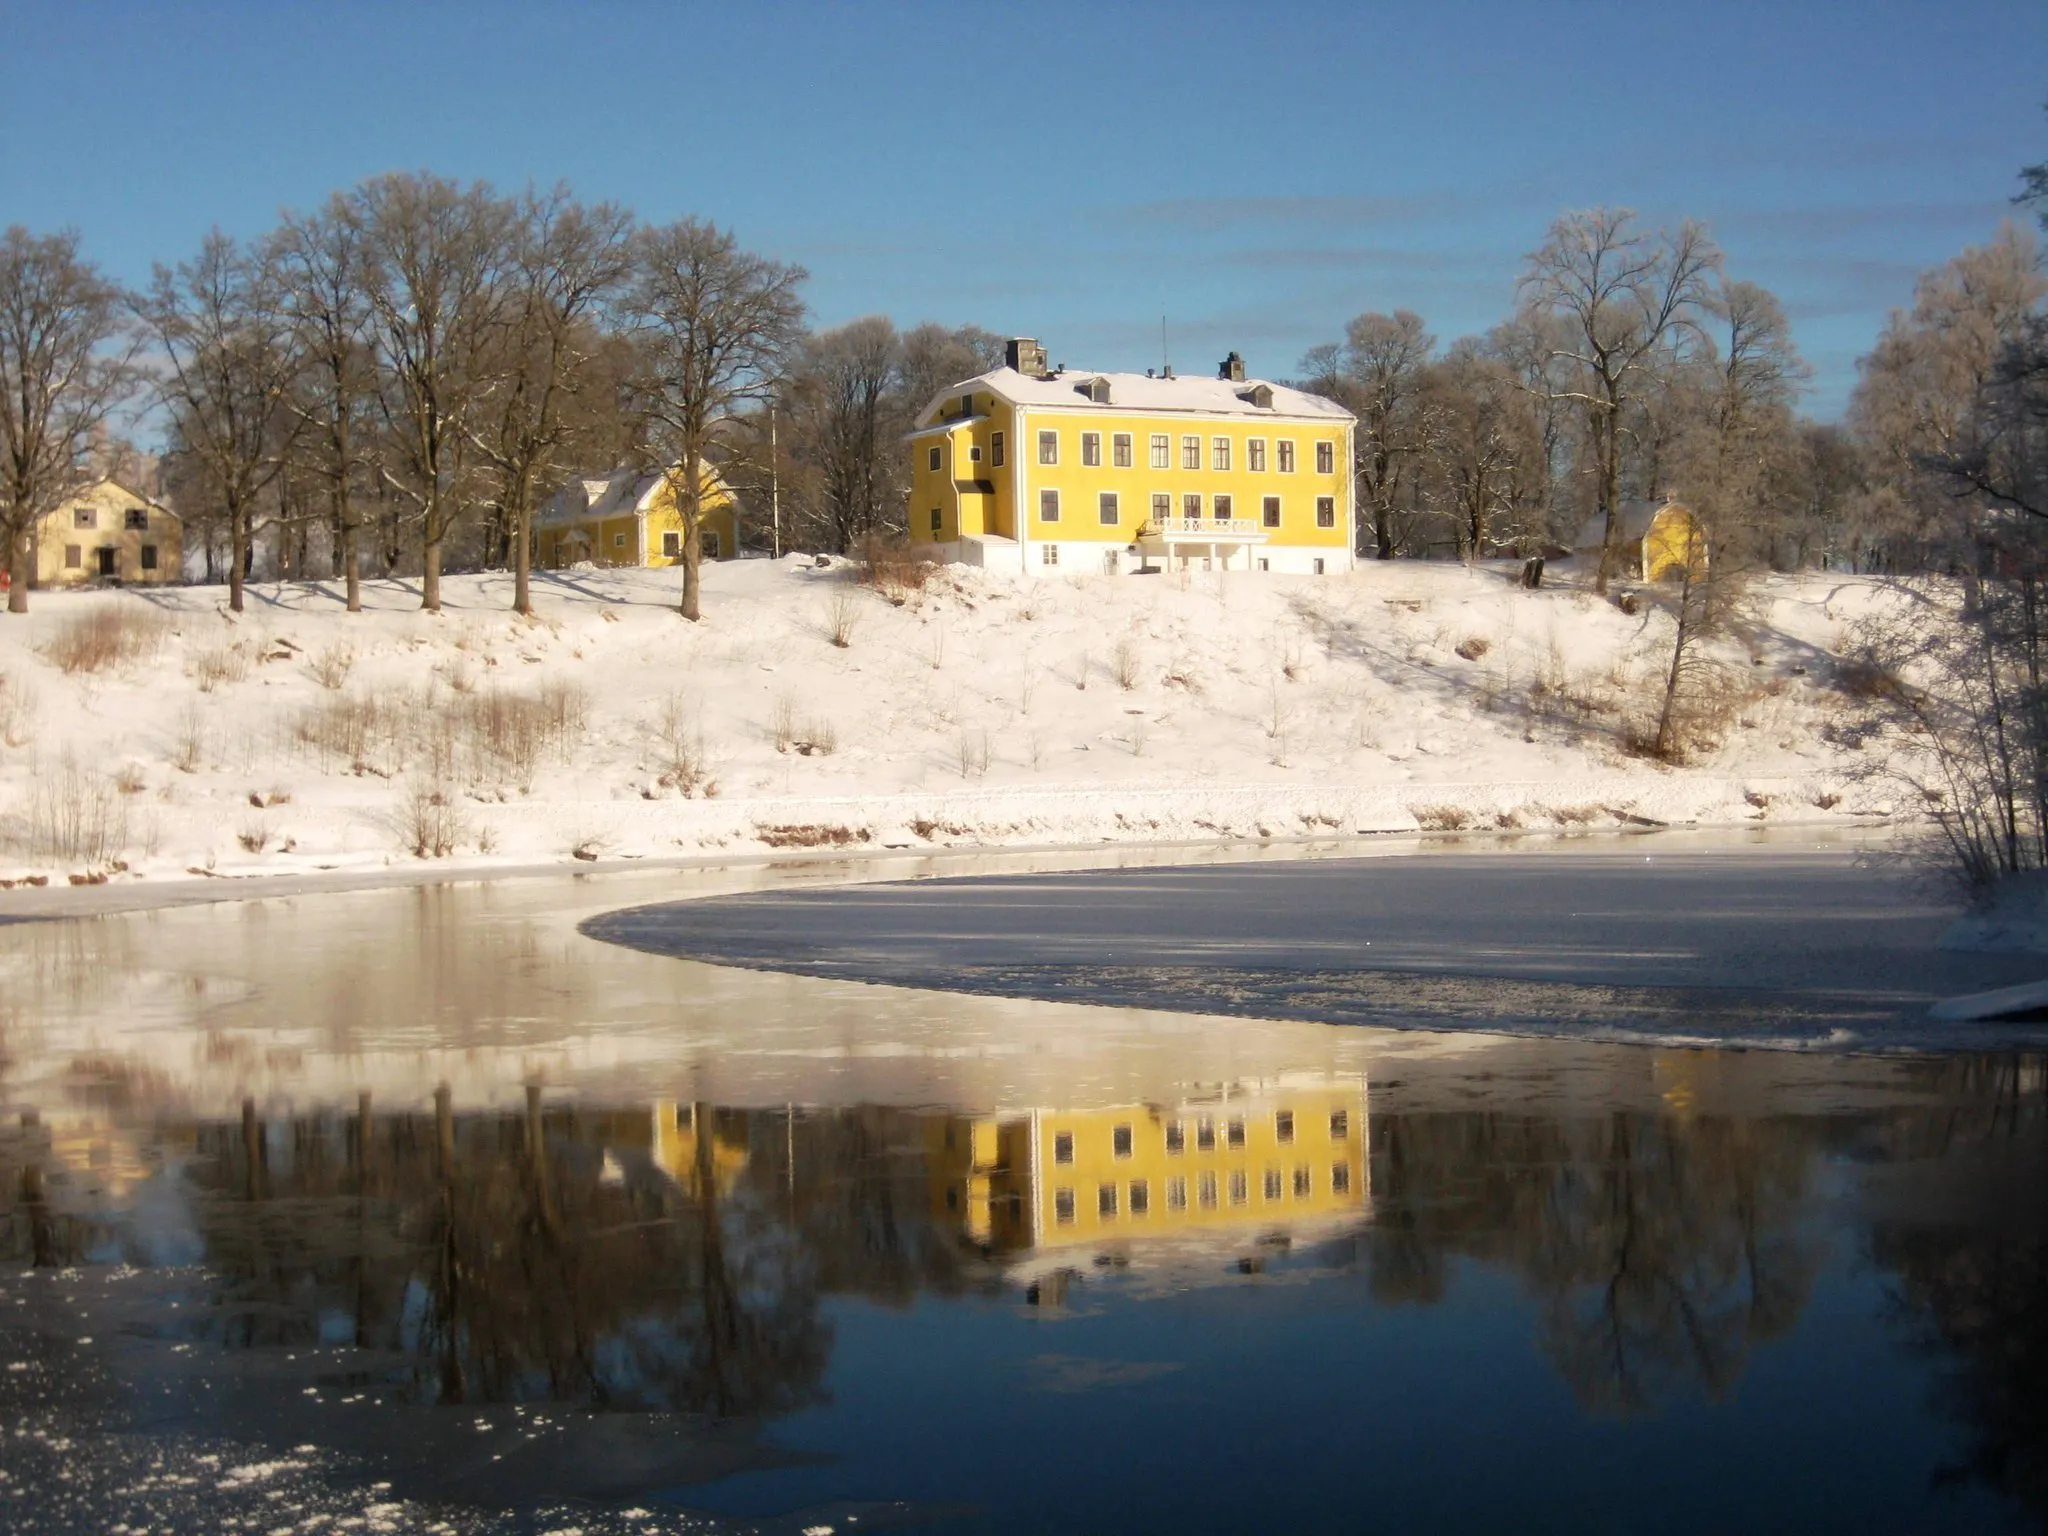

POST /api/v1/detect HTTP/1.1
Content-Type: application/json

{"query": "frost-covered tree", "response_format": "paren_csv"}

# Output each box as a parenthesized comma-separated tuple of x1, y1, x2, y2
(0, 228, 137, 612)
(1303, 309, 1436, 558)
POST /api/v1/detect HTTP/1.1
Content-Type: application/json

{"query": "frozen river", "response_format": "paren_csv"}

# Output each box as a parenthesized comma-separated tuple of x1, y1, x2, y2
(2, 839, 2045, 1532)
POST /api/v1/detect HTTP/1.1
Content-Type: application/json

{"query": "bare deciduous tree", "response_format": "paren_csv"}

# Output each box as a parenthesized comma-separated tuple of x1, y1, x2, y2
(785, 315, 902, 553)
(271, 198, 377, 611)
(1303, 309, 1436, 558)
(0, 227, 137, 613)
(353, 172, 514, 612)
(136, 230, 302, 614)
(627, 218, 806, 621)
(473, 187, 634, 615)
(1520, 208, 1721, 591)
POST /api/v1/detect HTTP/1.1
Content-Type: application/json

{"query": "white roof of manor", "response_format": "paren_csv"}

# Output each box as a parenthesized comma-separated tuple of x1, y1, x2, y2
(917, 366, 1354, 428)
(537, 462, 723, 529)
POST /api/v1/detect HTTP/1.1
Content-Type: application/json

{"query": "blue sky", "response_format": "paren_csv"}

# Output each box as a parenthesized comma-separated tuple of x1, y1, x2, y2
(3, 0, 2043, 416)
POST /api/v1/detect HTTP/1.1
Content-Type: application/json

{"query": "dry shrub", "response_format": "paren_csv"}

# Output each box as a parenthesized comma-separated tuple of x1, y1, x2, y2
(23, 758, 127, 865)
(309, 644, 355, 690)
(1413, 804, 1472, 831)
(0, 674, 37, 747)
(649, 694, 708, 794)
(236, 817, 270, 854)
(1543, 804, 1604, 826)
(825, 590, 863, 648)
(754, 823, 871, 848)
(1812, 789, 1843, 811)
(859, 534, 938, 605)
(770, 695, 796, 753)
(793, 716, 837, 756)
(113, 763, 146, 796)
(297, 691, 391, 772)
(190, 641, 250, 692)
(1455, 635, 1492, 661)
(1112, 638, 1142, 691)
(1833, 653, 1903, 700)
(171, 705, 208, 774)
(402, 781, 465, 858)
(956, 727, 991, 779)
(298, 682, 583, 785)
(42, 605, 170, 674)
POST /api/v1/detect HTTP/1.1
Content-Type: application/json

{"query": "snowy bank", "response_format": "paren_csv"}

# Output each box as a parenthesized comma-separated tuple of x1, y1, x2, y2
(0, 556, 1903, 891)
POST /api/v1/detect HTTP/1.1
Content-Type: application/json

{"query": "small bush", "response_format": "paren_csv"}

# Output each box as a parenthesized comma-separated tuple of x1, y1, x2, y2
(1833, 654, 1902, 700)
(770, 695, 796, 753)
(309, 644, 355, 690)
(859, 534, 937, 605)
(754, 823, 872, 848)
(236, 817, 270, 854)
(171, 705, 208, 774)
(402, 781, 465, 858)
(113, 763, 146, 796)
(1112, 638, 1142, 691)
(1413, 804, 1472, 831)
(190, 642, 250, 692)
(649, 693, 707, 794)
(23, 758, 127, 865)
(956, 727, 991, 779)
(0, 674, 38, 748)
(1455, 636, 1492, 661)
(825, 590, 862, 648)
(42, 605, 169, 674)
(793, 716, 837, 756)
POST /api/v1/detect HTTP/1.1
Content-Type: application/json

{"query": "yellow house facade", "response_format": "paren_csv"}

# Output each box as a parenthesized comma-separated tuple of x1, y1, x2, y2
(925, 1083, 1369, 1254)
(28, 479, 182, 588)
(908, 338, 1356, 577)
(535, 462, 739, 570)
(1573, 500, 1709, 583)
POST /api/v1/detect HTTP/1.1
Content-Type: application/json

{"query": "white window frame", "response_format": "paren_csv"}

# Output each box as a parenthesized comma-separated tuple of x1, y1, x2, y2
(1038, 429, 1058, 465)
(1098, 491, 1119, 527)
(1039, 488, 1060, 522)
(1247, 438, 1267, 472)
(1150, 433, 1170, 469)
(662, 530, 681, 557)
(991, 430, 1005, 468)
(1042, 543, 1060, 567)
(1211, 436, 1231, 472)
(1151, 491, 1171, 524)
(1316, 439, 1335, 474)
(1316, 495, 1336, 528)
(1277, 439, 1296, 473)
(1183, 492, 1202, 520)
(1181, 434, 1201, 470)
(1112, 432, 1132, 468)
(1081, 431, 1101, 468)
(1262, 495, 1281, 528)
(927, 444, 941, 472)
(1214, 493, 1233, 522)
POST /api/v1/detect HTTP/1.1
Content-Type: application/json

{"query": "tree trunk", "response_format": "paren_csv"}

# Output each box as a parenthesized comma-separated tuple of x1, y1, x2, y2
(513, 499, 531, 616)
(338, 487, 361, 613)
(680, 459, 703, 622)
(7, 524, 29, 614)
(1594, 403, 1621, 595)
(422, 496, 442, 612)
(228, 500, 246, 614)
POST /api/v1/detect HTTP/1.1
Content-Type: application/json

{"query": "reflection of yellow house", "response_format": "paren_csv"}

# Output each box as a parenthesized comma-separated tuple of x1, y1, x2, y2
(1573, 500, 1708, 583)
(29, 479, 182, 588)
(926, 1086, 1368, 1253)
(647, 1102, 750, 1196)
(535, 463, 739, 570)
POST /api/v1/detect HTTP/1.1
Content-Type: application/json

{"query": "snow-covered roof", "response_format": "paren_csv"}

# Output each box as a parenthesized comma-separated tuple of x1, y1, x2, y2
(915, 366, 1353, 430)
(537, 462, 724, 529)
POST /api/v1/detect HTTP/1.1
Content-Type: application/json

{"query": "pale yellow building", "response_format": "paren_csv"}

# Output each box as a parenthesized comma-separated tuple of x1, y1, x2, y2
(536, 463, 739, 569)
(29, 479, 182, 588)
(908, 338, 1357, 577)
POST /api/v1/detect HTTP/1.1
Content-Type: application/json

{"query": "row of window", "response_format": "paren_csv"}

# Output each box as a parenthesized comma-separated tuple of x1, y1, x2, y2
(1052, 1109, 1350, 1166)
(73, 507, 153, 530)
(1033, 489, 1339, 529)
(63, 543, 159, 573)
(1041, 431, 1337, 475)
(1052, 1162, 1355, 1223)
(926, 433, 1340, 476)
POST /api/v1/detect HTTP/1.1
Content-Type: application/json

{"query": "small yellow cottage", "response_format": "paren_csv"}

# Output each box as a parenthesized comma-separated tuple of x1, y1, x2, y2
(1573, 500, 1709, 583)
(28, 479, 182, 588)
(535, 462, 739, 569)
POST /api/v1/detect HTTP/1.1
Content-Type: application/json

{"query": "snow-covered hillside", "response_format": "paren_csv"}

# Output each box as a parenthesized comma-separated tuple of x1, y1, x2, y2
(0, 555, 1904, 887)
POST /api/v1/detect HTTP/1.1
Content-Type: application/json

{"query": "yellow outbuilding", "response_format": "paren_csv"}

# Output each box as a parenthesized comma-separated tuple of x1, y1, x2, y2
(535, 462, 740, 570)
(908, 338, 1357, 577)
(1573, 500, 1709, 583)
(24, 478, 182, 588)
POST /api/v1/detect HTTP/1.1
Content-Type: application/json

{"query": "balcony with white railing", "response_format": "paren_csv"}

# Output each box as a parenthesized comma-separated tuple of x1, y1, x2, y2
(1137, 517, 1269, 545)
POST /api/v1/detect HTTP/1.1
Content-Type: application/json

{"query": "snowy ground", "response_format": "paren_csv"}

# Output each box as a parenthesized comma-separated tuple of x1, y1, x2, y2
(0, 554, 1907, 892)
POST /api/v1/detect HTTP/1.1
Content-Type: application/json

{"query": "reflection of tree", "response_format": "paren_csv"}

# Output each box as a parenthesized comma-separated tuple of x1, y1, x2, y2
(1869, 1056, 2048, 1519)
(1369, 1110, 1828, 1414)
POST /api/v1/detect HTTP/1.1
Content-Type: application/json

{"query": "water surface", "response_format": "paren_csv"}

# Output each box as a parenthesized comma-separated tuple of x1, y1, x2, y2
(1, 861, 2043, 1533)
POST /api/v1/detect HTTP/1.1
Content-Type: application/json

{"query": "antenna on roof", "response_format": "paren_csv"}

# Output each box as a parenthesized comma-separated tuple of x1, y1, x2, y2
(1161, 315, 1170, 376)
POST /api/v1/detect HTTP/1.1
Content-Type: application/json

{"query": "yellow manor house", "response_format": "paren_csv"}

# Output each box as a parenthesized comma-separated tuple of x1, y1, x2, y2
(909, 338, 1356, 577)
(534, 462, 739, 570)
